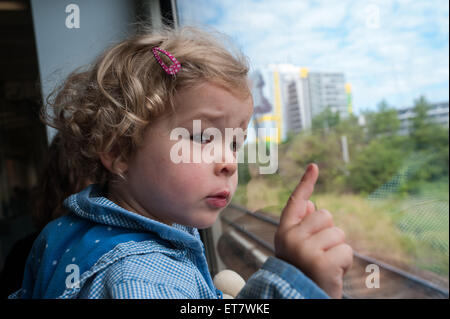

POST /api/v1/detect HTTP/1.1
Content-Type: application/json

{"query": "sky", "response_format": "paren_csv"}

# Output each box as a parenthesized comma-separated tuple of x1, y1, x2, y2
(177, 0, 449, 114)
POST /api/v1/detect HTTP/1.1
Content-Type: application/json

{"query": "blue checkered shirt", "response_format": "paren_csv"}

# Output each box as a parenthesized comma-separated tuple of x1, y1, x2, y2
(9, 184, 328, 299)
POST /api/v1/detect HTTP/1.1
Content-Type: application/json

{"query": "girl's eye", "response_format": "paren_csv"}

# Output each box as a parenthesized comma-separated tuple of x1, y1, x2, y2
(231, 141, 242, 152)
(190, 133, 243, 151)
(190, 133, 212, 144)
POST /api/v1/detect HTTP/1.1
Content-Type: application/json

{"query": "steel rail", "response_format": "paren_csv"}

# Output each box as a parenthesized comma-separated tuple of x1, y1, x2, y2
(226, 203, 449, 298)
(221, 215, 275, 254)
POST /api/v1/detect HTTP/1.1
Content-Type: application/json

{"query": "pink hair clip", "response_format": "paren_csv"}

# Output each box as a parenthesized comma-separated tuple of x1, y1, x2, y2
(151, 47, 181, 75)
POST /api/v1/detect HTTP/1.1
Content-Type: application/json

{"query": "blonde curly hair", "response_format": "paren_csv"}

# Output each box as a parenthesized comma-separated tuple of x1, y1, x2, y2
(42, 26, 251, 187)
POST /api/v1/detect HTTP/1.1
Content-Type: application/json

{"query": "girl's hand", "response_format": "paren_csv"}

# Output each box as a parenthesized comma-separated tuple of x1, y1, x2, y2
(274, 163, 353, 298)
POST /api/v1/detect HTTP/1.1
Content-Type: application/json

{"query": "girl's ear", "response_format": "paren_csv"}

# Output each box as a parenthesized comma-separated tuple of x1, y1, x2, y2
(98, 152, 128, 176)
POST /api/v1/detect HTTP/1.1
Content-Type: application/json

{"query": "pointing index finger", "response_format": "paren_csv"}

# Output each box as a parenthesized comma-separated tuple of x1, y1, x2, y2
(279, 163, 319, 231)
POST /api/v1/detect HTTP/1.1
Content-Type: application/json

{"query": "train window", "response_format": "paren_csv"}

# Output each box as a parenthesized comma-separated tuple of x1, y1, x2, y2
(176, 0, 449, 298)
(0, 0, 447, 300)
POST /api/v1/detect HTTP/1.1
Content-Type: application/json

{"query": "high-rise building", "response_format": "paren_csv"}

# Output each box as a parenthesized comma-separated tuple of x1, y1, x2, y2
(281, 65, 312, 136)
(250, 64, 351, 143)
(308, 72, 349, 119)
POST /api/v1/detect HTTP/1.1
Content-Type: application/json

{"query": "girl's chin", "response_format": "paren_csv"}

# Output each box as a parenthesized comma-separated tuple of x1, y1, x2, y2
(185, 212, 220, 229)
(195, 222, 216, 230)
(190, 218, 218, 229)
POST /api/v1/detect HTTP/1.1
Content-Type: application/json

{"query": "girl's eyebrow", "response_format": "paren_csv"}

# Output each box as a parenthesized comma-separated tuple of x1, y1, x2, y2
(178, 111, 223, 126)
(178, 117, 217, 128)
(179, 110, 250, 129)
(189, 110, 223, 120)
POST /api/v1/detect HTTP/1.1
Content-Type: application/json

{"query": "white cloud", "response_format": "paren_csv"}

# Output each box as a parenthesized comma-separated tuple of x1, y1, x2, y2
(177, 0, 449, 111)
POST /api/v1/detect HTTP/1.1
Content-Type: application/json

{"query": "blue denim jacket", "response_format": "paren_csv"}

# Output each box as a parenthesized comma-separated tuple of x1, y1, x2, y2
(9, 184, 329, 299)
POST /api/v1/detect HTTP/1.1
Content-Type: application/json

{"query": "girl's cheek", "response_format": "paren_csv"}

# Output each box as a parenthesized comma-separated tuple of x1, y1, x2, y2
(232, 173, 238, 188)
(168, 163, 204, 183)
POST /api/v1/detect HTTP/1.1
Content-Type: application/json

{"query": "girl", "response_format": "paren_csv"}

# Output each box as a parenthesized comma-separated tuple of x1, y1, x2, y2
(10, 26, 352, 299)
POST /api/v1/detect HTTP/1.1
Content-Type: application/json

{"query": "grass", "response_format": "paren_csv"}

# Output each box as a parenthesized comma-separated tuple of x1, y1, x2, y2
(232, 177, 449, 279)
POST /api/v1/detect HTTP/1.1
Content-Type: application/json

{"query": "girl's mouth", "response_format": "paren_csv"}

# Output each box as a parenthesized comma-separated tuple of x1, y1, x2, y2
(206, 190, 230, 208)
(205, 196, 228, 208)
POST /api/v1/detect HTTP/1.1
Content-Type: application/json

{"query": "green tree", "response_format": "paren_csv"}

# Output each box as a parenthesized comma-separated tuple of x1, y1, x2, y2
(402, 96, 449, 192)
(410, 96, 439, 151)
(335, 113, 366, 152)
(364, 100, 401, 141)
(278, 130, 348, 193)
(312, 107, 340, 133)
(347, 136, 407, 194)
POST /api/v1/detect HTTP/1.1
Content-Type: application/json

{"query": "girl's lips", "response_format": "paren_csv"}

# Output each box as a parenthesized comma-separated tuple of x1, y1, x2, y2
(205, 196, 228, 208)
(206, 190, 230, 208)
(208, 190, 230, 199)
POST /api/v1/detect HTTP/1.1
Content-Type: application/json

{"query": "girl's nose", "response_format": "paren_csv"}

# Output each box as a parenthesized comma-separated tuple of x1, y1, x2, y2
(214, 142, 238, 176)
(214, 160, 237, 177)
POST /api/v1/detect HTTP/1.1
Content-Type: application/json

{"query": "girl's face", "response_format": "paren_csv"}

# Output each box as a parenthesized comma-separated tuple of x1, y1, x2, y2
(110, 81, 254, 229)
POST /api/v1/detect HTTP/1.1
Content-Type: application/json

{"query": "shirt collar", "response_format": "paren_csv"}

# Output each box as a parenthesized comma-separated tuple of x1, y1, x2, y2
(64, 184, 204, 253)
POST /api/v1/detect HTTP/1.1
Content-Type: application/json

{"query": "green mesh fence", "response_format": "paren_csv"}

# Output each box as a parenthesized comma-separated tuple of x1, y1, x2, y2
(367, 152, 449, 287)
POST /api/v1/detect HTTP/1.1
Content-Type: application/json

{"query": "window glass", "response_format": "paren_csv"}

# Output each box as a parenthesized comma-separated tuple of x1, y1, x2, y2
(177, 0, 449, 298)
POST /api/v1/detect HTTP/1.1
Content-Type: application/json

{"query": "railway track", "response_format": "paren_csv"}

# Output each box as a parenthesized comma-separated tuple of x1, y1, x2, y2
(218, 203, 449, 299)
